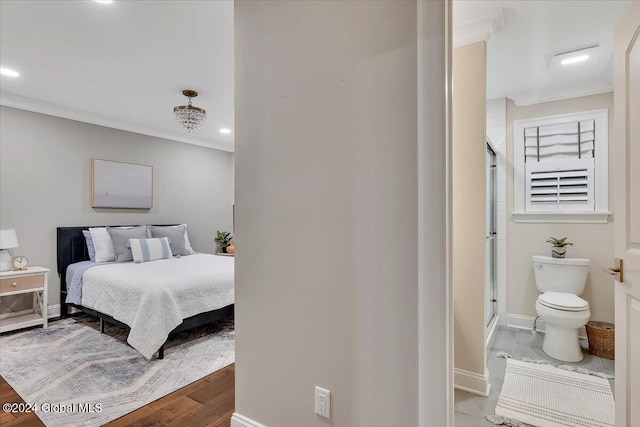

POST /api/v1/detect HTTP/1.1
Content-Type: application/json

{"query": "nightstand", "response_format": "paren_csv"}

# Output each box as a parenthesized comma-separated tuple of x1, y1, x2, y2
(0, 267, 49, 333)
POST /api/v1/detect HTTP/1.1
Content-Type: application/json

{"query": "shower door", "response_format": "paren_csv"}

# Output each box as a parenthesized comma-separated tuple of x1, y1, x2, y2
(486, 144, 497, 327)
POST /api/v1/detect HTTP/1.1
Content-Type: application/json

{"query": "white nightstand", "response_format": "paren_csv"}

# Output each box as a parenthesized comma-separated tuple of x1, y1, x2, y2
(0, 267, 49, 333)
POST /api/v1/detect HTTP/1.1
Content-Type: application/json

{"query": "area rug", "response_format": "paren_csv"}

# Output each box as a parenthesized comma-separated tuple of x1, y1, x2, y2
(0, 315, 234, 427)
(495, 358, 614, 427)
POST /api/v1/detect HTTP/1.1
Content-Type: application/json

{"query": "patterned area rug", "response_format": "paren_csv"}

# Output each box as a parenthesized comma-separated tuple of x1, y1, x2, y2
(495, 359, 614, 427)
(0, 315, 234, 427)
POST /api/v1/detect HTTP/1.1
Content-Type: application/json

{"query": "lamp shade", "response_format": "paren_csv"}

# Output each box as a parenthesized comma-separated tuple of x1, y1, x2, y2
(0, 229, 19, 249)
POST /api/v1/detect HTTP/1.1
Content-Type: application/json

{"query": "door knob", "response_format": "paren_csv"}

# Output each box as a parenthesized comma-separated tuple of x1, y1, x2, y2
(602, 258, 624, 283)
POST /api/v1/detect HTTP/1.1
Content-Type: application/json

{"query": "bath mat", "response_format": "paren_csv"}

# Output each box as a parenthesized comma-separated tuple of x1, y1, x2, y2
(495, 358, 615, 427)
(495, 352, 613, 379)
(0, 315, 234, 427)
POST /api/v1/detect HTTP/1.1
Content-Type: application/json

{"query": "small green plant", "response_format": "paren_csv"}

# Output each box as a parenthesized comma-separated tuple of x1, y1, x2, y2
(215, 231, 233, 252)
(546, 237, 573, 248)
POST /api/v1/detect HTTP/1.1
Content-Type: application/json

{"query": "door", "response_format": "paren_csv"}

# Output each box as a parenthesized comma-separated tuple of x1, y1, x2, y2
(613, 3, 640, 426)
(486, 143, 497, 327)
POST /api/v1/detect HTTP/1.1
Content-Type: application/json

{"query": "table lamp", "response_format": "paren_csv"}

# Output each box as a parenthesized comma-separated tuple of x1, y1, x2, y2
(0, 229, 19, 272)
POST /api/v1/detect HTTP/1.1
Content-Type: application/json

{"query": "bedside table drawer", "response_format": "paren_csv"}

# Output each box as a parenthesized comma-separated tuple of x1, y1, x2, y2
(0, 275, 44, 293)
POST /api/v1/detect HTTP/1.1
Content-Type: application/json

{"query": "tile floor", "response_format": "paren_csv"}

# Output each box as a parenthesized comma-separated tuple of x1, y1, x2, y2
(454, 326, 615, 426)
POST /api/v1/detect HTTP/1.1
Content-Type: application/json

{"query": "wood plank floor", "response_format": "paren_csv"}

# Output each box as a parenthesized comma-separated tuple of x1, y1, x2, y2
(0, 364, 235, 427)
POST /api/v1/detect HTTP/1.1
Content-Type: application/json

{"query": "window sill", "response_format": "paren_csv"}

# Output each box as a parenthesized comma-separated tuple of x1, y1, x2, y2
(512, 211, 611, 224)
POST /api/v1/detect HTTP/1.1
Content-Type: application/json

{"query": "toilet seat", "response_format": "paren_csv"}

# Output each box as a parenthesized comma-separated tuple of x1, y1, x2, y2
(537, 291, 589, 312)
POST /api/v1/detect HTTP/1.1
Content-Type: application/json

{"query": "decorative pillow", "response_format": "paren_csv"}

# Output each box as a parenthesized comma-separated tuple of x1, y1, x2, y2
(147, 225, 189, 256)
(107, 226, 148, 262)
(89, 227, 115, 263)
(129, 237, 172, 263)
(82, 230, 96, 262)
(183, 224, 196, 255)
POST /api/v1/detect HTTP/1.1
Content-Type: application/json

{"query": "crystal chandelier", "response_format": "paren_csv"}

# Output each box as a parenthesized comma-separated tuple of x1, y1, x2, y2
(173, 90, 206, 136)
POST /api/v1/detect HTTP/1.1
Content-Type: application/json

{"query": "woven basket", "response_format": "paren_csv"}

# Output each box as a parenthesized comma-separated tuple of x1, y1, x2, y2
(586, 321, 615, 360)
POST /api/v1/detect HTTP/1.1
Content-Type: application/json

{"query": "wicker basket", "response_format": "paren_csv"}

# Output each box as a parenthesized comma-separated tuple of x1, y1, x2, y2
(586, 321, 615, 360)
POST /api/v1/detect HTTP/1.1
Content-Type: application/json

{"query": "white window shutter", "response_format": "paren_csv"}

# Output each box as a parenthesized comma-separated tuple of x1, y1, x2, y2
(525, 159, 595, 212)
(513, 108, 608, 222)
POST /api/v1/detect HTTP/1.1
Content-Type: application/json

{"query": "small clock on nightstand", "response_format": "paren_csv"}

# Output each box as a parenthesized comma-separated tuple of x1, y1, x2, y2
(12, 255, 29, 271)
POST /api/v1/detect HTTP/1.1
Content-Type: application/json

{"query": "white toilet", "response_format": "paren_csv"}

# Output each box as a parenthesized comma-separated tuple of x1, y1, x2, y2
(533, 255, 591, 362)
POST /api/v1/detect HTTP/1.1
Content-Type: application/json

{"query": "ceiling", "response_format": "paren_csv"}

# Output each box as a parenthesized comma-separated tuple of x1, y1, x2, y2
(0, 1, 631, 149)
(453, 0, 631, 105)
(0, 0, 234, 151)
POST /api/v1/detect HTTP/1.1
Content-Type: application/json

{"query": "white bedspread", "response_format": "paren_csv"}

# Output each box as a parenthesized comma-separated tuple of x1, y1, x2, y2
(81, 254, 234, 359)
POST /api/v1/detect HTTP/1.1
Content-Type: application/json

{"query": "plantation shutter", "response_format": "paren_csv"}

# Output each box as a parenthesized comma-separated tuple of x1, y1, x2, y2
(524, 120, 596, 212)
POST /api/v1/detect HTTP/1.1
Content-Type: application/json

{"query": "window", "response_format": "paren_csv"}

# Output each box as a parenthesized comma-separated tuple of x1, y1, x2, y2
(513, 109, 609, 223)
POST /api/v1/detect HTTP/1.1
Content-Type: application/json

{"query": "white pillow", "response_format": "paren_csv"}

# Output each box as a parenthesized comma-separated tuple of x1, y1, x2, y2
(89, 227, 115, 262)
(183, 224, 196, 255)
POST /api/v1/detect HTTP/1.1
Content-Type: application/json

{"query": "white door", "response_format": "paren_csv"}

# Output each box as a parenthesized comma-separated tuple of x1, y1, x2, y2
(613, 3, 640, 426)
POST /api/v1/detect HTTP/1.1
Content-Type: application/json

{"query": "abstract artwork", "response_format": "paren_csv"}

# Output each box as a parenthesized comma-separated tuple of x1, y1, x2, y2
(91, 159, 153, 209)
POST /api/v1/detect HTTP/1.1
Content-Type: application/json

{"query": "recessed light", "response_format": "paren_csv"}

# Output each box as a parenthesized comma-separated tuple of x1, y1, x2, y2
(561, 55, 589, 65)
(0, 68, 20, 77)
(219, 128, 231, 134)
(94, 0, 113, 4)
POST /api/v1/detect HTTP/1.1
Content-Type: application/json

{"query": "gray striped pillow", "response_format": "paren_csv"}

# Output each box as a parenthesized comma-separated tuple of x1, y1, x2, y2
(129, 237, 172, 263)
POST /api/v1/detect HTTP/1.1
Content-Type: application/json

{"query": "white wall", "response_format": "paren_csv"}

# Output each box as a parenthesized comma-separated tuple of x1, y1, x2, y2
(506, 93, 615, 324)
(0, 106, 234, 309)
(234, 1, 421, 425)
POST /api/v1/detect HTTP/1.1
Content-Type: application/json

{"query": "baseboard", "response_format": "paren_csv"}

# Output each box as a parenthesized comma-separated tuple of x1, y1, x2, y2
(231, 413, 268, 427)
(506, 313, 587, 339)
(48, 304, 61, 318)
(454, 368, 491, 397)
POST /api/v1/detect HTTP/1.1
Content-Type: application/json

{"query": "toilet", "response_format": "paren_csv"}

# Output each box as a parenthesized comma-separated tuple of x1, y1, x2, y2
(533, 255, 591, 362)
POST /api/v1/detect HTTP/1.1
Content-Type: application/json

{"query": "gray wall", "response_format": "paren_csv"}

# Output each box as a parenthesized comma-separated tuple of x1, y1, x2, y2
(234, 1, 418, 426)
(0, 106, 234, 309)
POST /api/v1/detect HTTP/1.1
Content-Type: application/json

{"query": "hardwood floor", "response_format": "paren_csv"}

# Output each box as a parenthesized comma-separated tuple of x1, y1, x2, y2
(0, 364, 235, 427)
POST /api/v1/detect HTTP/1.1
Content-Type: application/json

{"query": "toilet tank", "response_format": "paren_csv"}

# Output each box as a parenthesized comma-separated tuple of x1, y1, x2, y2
(532, 256, 591, 295)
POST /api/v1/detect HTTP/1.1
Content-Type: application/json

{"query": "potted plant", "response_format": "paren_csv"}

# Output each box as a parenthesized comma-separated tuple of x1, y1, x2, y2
(215, 231, 233, 253)
(546, 236, 573, 259)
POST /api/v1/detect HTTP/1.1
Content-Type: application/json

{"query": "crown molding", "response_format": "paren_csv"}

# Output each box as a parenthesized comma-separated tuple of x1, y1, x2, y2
(0, 92, 234, 153)
(453, 9, 505, 48)
(508, 79, 613, 107)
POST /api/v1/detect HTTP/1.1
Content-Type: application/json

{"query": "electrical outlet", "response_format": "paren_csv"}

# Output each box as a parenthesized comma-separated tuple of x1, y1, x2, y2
(315, 386, 331, 418)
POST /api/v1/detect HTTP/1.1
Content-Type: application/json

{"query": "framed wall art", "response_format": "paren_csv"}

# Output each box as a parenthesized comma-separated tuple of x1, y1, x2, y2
(91, 159, 153, 209)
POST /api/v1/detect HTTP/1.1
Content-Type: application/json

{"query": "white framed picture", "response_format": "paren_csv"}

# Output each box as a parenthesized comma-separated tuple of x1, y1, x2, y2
(91, 159, 153, 209)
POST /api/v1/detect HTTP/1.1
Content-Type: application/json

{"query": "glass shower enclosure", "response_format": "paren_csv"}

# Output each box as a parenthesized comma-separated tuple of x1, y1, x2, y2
(486, 143, 497, 327)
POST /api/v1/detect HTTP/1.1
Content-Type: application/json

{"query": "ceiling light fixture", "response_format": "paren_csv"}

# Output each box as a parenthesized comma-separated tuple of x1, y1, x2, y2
(561, 54, 589, 65)
(550, 45, 601, 70)
(94, 0, 114, 4)
(174, 90, 207, 136)
(0, 68, 20, 77)
(219, 128, 231, 134)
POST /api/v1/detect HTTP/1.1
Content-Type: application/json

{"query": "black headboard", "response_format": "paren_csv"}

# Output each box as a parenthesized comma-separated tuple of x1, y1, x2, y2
(57, 227, 91, 284)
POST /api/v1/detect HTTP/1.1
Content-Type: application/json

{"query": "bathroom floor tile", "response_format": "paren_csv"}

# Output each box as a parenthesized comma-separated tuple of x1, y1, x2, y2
(491, 327, 518, 352)
(454, 410, 496, 427)
(510, 334, 605, 373)
(514, 328, 544, 347)
(455, 389, 499, 418)
(487, 349, 508, 382)
(601, 357, 615, 376)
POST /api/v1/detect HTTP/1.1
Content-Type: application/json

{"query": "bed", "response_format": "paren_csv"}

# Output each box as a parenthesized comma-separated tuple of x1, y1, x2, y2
(57, 226, 234, 359)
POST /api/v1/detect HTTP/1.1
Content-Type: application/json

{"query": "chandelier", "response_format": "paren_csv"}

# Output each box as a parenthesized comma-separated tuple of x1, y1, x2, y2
(173, 90, 206, 136)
